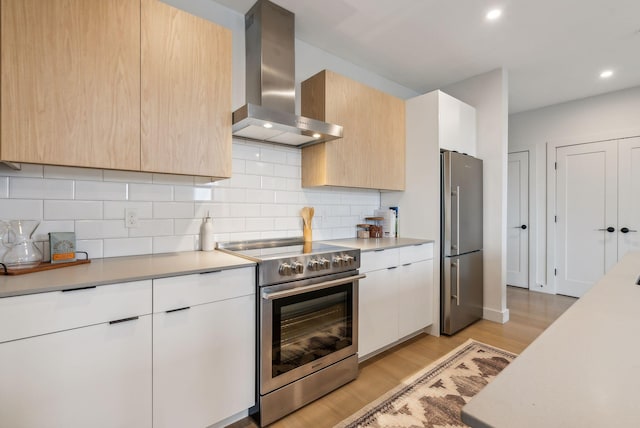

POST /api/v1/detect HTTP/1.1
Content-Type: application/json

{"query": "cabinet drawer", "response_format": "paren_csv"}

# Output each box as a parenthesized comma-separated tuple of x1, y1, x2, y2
(0, 280, 152, 343)
(153, 266, 255, 312)
(360, 249, 399, 273)
(399, 243, 434, 265)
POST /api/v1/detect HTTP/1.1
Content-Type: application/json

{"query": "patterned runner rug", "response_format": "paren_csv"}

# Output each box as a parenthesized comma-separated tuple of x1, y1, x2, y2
(334, 339, 517, 428)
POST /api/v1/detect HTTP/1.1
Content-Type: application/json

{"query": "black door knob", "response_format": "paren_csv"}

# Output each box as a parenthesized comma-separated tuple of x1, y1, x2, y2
(521, 225, 527, 230)
(607, 226, 615, 233)
(621, 227, 630, 233)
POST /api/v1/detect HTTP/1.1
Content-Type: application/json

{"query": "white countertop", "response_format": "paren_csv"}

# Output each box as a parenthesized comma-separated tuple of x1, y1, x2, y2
(0, 251, 254, 298)
(462, 251, 640, 428)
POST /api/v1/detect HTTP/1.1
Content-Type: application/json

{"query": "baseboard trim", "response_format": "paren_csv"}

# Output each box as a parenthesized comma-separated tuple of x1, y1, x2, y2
(483, 307, 510, 324)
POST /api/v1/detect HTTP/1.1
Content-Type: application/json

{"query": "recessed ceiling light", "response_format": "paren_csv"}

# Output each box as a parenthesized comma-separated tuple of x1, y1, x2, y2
(263, 123, 273, 128)
(600, 70, 613, 79)
(486, 9, 502, 20)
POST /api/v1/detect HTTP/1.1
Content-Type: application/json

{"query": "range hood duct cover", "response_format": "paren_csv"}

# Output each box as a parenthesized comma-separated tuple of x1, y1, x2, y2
(232, 0, 343, 147)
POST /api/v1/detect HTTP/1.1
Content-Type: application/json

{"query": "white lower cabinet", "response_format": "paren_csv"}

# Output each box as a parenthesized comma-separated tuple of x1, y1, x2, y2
(358, 243, 434, 359)
(0, 282, 153, 428)
(152, 267, 256, 428)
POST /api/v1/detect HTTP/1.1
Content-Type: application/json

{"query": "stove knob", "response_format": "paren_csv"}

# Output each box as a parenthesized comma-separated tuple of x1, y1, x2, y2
(279, 262, 292, 276)
(333, 256, 344, 267)
(343, 255, 354, 266)
(319, 258, 330, 269)
(292, 261, 304, 274)
(308, 260, 319, 271)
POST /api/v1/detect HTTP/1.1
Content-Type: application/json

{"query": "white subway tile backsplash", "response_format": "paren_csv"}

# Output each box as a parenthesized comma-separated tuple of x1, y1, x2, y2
(104, 237, 152, 257)
(103, 170, 153, 183)
(9, 178, 74, 200)
(44, 165, 102, 181)
(0, 142, 380, 258)
(245, 217, 275, 232)
(153, 235, 197, 254)
(104, 201, 153, 219)
(76, 240, 103, 259)
(174, 219, 202, 235)
(129, 219, 174, 238)
(228, 173, 261, 189)
(32, 220, 75, 241)
(0, 163, 43, 178)
(261, 204, 287, 217)
(0, 199, 43, 220)
(229, 203, 260, 218)
(174, 185, 213, 202)
(75, 181, 127, 201)
(0, 177, 8, 198)
(153, 202, 194, 219)
(261, 176, 287, 190)
(128, 183, 173, 201)
(232, 142, 261, 160)
(75, 220, 128, 239)
(45, 201, 102, 220)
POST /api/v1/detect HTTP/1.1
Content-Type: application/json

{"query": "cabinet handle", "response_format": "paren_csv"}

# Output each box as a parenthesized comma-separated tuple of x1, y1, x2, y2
(374, 249, 385, 252)
(387, 266, 397, 270)
(62, 285, 97, 293)
(199, 270, 222, 275)
(109, 316, 139, 325)
(402, 263, 412, 267)
(166, 306, 191, 314)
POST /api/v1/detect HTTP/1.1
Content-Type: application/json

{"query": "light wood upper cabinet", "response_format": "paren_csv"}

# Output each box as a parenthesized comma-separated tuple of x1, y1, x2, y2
(0, 0, 140, 170)
(141, 0, 232, 178)
(1, 0, 233, 178)
(301, 70, 405, 190)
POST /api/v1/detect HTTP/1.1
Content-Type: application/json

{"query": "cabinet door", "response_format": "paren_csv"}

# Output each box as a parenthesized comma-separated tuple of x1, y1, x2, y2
(398, 259, 434, 337)
(358, 267, 398, 357)
(141, 0, 232, 178)
(153, 295, 255, 428)
(301, 70, 405, 190)
(0, 316, 152, 428)
(1, 0, 140, 169)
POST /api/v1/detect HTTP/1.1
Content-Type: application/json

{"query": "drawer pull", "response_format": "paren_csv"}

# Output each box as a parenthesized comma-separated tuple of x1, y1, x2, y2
(166, 306, 191, 314)
(402, 263, 412, 267)
(62, 285, 97, 293)
(109, 316, 139, 325)
(387, 266, 397, 270)
(199, 270, 222, 275)
(374, 249, 385, 252)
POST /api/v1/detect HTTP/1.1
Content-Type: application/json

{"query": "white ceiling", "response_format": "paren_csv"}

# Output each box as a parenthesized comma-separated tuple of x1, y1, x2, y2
(211, 0, 640, 114)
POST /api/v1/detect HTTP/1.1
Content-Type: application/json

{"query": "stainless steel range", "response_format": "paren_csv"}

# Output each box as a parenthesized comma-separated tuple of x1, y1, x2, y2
(217, 238, 362, 426)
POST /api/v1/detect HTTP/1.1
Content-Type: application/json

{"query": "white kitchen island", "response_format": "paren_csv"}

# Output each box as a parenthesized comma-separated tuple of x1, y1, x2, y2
(462, 251, 640, 427)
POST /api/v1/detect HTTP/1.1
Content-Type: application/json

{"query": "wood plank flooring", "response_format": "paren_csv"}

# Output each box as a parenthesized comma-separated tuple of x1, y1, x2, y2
(228, 286, 576, 428)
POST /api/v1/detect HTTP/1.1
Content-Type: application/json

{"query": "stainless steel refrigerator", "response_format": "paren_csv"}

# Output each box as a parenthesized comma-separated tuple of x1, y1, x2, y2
(441, 150, 483, 335)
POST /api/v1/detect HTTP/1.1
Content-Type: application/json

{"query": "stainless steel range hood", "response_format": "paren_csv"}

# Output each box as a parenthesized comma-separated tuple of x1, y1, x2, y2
(232, 0, 343, 147)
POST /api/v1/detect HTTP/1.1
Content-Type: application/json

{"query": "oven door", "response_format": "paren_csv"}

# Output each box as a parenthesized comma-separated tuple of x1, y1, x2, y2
(259, 272, 363, 395)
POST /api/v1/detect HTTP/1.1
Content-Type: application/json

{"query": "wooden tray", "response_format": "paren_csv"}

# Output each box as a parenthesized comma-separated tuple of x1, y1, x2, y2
(1, 259, 91, 275)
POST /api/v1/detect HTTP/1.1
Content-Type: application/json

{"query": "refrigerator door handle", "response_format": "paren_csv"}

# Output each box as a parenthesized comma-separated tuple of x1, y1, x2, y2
(455, 186, 460, 253)
(451, 260, 460, 306)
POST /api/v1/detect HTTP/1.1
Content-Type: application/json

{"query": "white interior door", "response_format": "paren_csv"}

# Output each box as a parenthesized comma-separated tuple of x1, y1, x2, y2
(556, 141, 617, 297)
(507, 151, 529, 288)
(618, 137, 640, 258)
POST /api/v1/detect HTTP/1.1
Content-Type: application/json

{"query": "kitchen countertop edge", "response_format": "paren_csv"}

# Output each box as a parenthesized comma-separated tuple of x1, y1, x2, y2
(324, 237, 434, 251)
(0, 251, 256, 298)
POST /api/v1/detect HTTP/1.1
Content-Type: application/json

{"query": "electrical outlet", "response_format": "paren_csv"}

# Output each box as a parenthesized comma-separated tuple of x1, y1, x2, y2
(125, 208, 139, 228)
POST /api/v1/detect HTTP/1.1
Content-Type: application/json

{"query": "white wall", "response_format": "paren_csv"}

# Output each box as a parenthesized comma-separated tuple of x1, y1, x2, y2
(442, 68, 510, 324)
(509, 85, 640, 292)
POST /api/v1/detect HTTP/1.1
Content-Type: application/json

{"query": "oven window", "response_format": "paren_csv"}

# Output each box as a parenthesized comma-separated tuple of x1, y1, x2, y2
(272, 284, 353, 377)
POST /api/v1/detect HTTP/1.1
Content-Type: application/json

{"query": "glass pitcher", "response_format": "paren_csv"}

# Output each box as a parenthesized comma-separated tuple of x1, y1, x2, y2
(1, 220, 43, 269)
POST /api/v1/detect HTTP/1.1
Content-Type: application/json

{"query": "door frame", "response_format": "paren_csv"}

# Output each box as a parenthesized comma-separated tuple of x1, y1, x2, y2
(507, 150, 530, 288)
(546, 131, 640, 294)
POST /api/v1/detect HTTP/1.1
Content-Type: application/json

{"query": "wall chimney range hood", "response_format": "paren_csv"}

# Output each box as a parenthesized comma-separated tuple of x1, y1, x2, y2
(232, 0, 343, 147)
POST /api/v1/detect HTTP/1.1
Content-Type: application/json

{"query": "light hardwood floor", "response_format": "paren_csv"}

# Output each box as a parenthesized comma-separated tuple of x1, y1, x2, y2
(229, 286, 576, 428)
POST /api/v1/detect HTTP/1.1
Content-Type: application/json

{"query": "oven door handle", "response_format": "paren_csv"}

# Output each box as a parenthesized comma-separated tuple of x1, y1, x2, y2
(261, 274, 366, 300)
